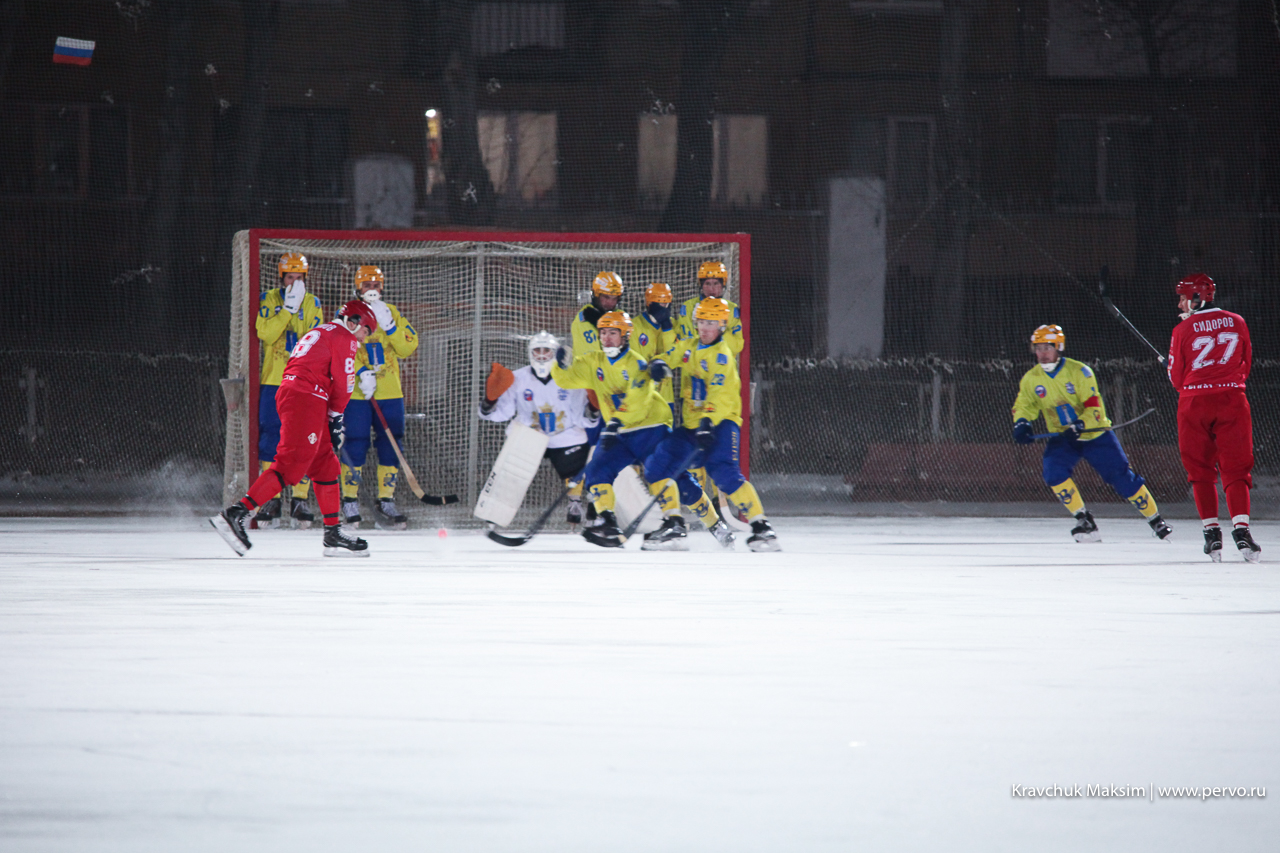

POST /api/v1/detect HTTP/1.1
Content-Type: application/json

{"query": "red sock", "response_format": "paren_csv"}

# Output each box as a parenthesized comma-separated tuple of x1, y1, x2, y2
(245, 467, 287, 509)
(314, 480, 341, 527)
(1224, 480, 1251, 524)
(1191, 481, 1219, 525)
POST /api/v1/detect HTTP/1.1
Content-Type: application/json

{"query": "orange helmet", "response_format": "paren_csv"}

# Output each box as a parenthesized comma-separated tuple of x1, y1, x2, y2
(591, 271, 624, 298)
(1030, 324, 1065, 352)
(697, 261, 728, 281)
(278, 252, 308, 277)
(355, 265, 384, 288)
(597, 310, 633, 337)
(694, 297, 733, 325)
(644, 282, 673, 305)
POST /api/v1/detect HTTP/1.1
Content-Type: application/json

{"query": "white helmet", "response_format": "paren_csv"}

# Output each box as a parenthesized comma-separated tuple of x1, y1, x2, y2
(528, 330, 558, 378)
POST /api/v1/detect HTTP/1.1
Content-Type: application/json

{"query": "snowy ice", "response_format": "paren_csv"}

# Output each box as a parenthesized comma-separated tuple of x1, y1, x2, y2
(1, 516, 1277, 851)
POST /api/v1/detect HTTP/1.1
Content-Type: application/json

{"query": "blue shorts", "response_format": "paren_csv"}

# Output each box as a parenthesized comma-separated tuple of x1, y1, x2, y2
(258, 384, 282, 462)
(645, 421, 746, 502)
(583, 425, 669, 492)
(1042, 431, 1144, 498)
(342, 398, 405, 468)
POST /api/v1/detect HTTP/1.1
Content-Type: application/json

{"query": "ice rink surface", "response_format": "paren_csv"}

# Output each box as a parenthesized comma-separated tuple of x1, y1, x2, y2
(1, 516, 1277, 852)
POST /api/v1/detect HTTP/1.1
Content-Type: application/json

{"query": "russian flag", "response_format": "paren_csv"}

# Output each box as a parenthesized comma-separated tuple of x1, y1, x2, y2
(53, 37, 95, 66)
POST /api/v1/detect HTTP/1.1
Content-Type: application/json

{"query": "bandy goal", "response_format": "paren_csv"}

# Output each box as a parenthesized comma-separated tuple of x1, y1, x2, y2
(221, 230, 751, 529)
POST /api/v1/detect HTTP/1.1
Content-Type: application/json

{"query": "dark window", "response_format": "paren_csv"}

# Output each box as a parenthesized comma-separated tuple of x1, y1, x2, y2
(258, 110, 349, 201)
(0, 104, 130, 198)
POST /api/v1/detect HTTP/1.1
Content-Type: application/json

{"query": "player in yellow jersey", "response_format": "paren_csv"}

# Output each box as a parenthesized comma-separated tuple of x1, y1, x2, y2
(552, 311, 725, 549)
(1012, 324, 1171, 542)
(632, 282, 678, 407)
(570, 271, 624, 357)
(645, 298, 780, 552)
(255, 252, 325, 528)
(340, 265, 420, 529)
(676, 261, 743, 356)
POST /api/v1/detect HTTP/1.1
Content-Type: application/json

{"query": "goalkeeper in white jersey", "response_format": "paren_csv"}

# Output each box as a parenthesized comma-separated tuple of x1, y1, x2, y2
(478, 331, 600, 526)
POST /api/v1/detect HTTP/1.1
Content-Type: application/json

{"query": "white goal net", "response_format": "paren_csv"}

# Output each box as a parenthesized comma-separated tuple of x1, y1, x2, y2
(222, 230, 748, 529)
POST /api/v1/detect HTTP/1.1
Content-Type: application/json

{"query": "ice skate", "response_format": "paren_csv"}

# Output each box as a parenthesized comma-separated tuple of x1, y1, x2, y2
(323, 524, 370, 557)
(374, 498, 408, 531)
(341, 498, 362, 526)
(641, 515, 689, 551)
(290, 497, 314, 530)
(1147, 514, 1171, 540)
(1203, 527, 1223, 562)
(709, 519, 736, 550)
(1071, 510, 1101, 543)
(253, 497, 281, 529)
(209, 504, 252, 556)
(746, 519, 781, 552)
(1232, 527, 1261, 563)
(566, 496, 584, 529)
(583, 510, 624, 548)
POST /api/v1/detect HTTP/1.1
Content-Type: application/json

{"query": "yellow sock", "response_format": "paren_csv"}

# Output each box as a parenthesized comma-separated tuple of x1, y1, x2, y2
(1127, 485, 1159, 518)
(260, 460, 272, 474)
(589, 483, 615, 512)
(292, 476, 311, 499)
(377, 465, 398, 500)
(727, 481, 765, 522)
(687, 493, 716, 525)
(648, 478, 681, 516)
(341, 463, 361, 499)
(565, 477, 583, 499)
(1050, 478, 1085, 515)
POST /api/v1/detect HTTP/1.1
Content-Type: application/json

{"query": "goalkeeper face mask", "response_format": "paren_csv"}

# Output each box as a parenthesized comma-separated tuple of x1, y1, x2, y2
(530, 347, 555, 378)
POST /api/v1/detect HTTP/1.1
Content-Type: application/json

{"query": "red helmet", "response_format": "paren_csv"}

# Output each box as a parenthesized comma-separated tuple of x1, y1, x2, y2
(338, 299, 378, 334)
(1175, 273, 1215, 304)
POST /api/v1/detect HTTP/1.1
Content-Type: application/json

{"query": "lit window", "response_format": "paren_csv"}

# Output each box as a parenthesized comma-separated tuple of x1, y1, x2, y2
(478, 111, 558, 205)
(636, 113, 768, 208)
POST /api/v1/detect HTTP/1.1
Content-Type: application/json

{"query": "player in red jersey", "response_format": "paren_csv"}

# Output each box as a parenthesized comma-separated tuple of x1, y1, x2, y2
(1167, 273, 1261, 562)
(211, 300, 378, 558)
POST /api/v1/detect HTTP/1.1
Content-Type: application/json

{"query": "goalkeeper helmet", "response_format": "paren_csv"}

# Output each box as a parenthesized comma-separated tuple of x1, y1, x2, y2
(355, 265, 385, 300)
(644, 282, 673, 305)
(591, 271, 624, 297)
(1030, 324, 1065, 351)
(528, 330, 558, 378)
(1176, 273, 1215, 304)
(694, 297, 732, 325)
(339, 299, 378, 335)
(697, 261, 728, 281)
(278, 252, 308, 277)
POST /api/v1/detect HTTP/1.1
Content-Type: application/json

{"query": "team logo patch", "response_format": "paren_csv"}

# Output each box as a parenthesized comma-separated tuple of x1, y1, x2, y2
(596, 368, 605, 381)
(308, 432, 317, 444)
(717, 353, 728, 365)
(557, 389, 568, 401)
(639, 333, 649, 347)
(523, 389, 534, 401)
(1081, 366, 1093, 378)
(682, 351, 691, 363)
(1035, 385, 1047, 398)
(1065, 382, 1076, 394)
(700, 359, 709, 372)
(621, 369, 629, 382)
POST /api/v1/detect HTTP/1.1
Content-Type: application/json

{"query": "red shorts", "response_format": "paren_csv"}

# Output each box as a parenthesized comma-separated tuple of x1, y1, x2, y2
(271, 387, 340, 486)
(1176, 389, 1253, 488)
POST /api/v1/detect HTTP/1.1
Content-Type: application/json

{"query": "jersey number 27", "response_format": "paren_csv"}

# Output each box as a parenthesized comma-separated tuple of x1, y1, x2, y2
(1191, 332, 1239, 370)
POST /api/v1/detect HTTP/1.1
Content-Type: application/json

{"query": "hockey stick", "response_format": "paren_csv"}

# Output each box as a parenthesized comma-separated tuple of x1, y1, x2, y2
(368, 399, 459, 505)
(1030, 407, 1156, 441)
(486, 481, 575, 547)
(1098, 265, 1166, 365)
(620, 448, 702, 540)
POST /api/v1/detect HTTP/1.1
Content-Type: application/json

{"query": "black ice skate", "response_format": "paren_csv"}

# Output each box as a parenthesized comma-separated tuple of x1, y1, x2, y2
(583, 510, 625, 548)
(642, 515, 689, 551)
(1071, 510, 1101, 543)
(253, 497, 282, 529)
(290, 497, 314, 530)
(567, 496, 584, 528)
(746, 519, 781, 552)
(209, 504, 252, 556)
(1147, 514, 1172, 540)
(323, 524, 370, 558)
(341, 498, 362, 526)
(1232, 527, 1261, 563)
(708, 519, 736, 550)
(1203, 527, 1223, 562)
(375, 498, 408, 530)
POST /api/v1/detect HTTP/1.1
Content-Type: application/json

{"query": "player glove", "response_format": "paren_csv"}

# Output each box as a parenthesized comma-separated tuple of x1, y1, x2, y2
(695, 418, 715, 450)
(555, 346, 571, 369)
(367, 299, 395, 334)
(1064, 418, 1086, 439)
(648, 359, 669, 382)
(357, 368, 377, 399)
(328, 412, 345, 455)
(599, 418, 622, 450)
(648, 302, 672, 328)
(282, 280, 306, 314)
(485, 362, 514, 402)
(1012, 418, 1034, 445)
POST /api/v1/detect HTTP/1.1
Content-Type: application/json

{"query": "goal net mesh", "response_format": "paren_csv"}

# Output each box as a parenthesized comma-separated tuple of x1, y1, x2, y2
(224, 232, 743, 529)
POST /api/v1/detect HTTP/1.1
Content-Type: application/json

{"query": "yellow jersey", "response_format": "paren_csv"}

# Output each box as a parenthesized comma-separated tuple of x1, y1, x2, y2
(257, 288, 325, 385)
(551, 346, 671, 432)
(569, 304, 604, 357)
(669, 335, 742, 427)
(632, 310, 678, 404)
(676, 295, 743, 357)
(351, 301, 419, 401)
(1012, 358, 1111, 440)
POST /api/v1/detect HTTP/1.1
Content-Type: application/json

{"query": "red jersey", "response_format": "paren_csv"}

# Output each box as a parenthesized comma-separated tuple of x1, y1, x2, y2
(278, 321, 358, 413)
(1167, 308, 1251, 396)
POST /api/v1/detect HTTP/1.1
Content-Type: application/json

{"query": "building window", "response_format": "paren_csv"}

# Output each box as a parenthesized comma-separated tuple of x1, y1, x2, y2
(472, 2, 565, 56)
(0, 104, 131, 198)
(636, 113, 769, 208)
(887, 117, 933, 210)
(1046, 0, 1237, 78)
(478, 111, 558, 205)
(258, 109, 349, 201)
(1054, 116, 1140, 206)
